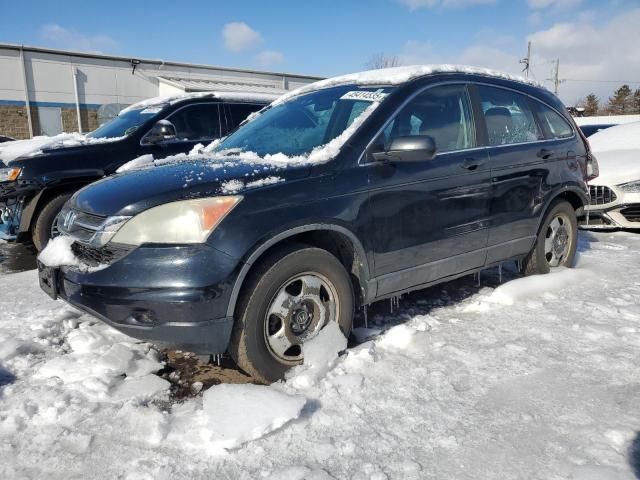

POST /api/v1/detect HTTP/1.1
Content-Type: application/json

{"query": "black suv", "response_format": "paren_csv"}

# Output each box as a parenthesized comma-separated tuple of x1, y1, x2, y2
(38, 67, 596, 383)
(0, 92, 276, 250)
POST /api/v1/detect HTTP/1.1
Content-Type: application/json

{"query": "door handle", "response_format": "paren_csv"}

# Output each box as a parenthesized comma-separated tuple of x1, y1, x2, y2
(461, 158, 485, 170)
(537, 148, 553, 159)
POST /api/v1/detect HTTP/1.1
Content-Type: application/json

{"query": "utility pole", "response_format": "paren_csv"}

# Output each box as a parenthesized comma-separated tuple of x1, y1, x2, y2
(520, 41, 532, 79)
(547, 59, 566, 95)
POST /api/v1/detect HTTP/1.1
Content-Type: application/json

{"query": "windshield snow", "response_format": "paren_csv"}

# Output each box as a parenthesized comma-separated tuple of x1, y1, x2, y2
(213, 85, 394, 158)
(87, 107, 162, 139)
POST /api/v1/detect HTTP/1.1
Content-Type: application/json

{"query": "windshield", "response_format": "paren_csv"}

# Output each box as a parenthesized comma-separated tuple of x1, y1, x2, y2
(214, 85, 394, 157)
(87, 106, 163, 139)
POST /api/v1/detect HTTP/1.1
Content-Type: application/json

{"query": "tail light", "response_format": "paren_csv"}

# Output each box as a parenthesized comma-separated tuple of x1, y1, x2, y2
(575, 121, 599, 181)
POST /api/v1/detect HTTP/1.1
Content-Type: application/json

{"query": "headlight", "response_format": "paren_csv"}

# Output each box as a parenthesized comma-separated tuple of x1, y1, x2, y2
(110, 196, 242, 245)
(619, 181, 640, 193)
(0, 167, 21, 182)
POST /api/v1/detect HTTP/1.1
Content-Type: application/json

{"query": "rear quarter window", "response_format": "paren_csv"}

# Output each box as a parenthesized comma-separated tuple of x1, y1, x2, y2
(534, 102, 574, 139)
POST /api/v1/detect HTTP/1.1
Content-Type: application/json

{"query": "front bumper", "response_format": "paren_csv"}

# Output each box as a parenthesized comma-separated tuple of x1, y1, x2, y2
(46, 243, 243, 354)
(582, 186, 640, 230)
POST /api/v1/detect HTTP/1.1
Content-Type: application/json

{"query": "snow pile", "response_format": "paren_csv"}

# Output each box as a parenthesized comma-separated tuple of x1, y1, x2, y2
(201, 384, 306, 450)
(287, 322, 348, 389)
(37, 235, 81, 268)
(220, 176, 283, 194)
(0, 133, 124, 164)
(589, 121, 640, 153)
(484, 267, 593, 306)
(115, 154, 154, 173)
(36, 323, 168, 401)
(120, 91, 280, 115)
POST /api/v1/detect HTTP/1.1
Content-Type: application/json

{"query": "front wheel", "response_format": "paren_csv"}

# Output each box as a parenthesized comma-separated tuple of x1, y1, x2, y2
(32, 193, 73, 251)
(521, 199, 578, 276)
(229, 244, 354, 384)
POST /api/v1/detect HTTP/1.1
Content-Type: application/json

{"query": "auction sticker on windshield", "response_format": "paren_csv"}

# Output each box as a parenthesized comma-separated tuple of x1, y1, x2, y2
(340, 90, 388, 102)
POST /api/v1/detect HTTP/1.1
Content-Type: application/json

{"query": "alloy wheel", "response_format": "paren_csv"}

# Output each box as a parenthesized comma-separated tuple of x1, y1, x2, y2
(264, 272, 339, 364)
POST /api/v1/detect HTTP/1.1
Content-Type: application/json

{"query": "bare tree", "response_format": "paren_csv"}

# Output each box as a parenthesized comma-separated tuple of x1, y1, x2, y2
(365, 53, 402, 70)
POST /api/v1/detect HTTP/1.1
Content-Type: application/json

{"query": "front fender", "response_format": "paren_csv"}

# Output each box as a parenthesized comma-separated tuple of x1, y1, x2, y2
(225, 222, 374, 318)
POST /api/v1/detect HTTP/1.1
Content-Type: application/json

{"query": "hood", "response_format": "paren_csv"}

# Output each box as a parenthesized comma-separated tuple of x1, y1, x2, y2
(71, 158, 310, 216)
(590, 149, 640, 187)
(588, 121, 640, 154)
(0, 133, 125, 165)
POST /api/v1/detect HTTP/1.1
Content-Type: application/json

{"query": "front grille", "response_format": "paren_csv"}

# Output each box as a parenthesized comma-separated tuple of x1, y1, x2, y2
(620, 206, 640, 223)
(589, 185, 617, 205)
(57, 208, 108, 242)
(71, 242, 133, 267)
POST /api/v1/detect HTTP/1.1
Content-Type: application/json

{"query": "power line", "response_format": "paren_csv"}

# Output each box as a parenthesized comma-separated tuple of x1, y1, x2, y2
(563, 78, 640, 84)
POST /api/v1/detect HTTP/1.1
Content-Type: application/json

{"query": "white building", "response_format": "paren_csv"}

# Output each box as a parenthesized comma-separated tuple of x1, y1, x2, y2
(0, 43, 322, 139)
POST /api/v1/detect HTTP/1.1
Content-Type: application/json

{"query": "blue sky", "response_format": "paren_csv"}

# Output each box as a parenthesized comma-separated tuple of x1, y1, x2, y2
(1, 0, 638, 103)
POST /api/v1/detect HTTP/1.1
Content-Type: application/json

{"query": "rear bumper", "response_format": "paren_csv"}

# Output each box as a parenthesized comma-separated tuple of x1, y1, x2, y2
(54, 243, 243, 354)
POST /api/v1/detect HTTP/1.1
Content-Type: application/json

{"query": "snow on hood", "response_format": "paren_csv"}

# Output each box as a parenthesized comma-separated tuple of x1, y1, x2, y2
(589, 121, 640, 154)
(119, 90, 281, 115)
(273, 64, 544, 107)
(590, 149, 640, 187)
(0, 132, 124, 164)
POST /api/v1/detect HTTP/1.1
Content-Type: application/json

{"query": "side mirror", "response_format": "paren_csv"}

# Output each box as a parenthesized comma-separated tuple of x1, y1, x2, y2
(143, 120, 177, 144)
(371, 135, 437, 163)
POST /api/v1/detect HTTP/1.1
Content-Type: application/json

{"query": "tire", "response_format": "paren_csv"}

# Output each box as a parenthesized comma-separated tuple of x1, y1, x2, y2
(32, 193, 72, 251)
(520, 199, 578, 276)
(229, 243, 354, 384)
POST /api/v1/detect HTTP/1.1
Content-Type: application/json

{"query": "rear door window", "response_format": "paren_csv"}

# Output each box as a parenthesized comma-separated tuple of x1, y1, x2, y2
(380, 84, 476, 153)
(166, 103, 222, 141)
(534, 102, 574, 139)
(477, 86, 542, 146)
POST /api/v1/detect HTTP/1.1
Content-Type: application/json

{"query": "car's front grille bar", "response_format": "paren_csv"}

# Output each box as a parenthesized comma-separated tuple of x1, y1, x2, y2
(589, 185, 617, 205)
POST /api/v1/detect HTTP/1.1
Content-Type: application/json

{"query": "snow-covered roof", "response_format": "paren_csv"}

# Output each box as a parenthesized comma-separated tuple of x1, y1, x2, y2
(274, 64, 545, 105)
(574, 114, 640, 127)
(156, 76, 287, 96)
(120, 91, 281, 114)
(588, 121, 640, 154)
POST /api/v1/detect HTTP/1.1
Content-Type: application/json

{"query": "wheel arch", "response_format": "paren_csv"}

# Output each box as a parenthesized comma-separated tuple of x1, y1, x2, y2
(226, 224, 374, 318)
(535, 185, 588, 234)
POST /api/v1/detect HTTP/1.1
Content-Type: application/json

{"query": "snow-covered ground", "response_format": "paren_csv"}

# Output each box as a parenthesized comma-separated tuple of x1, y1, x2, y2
(1, 230, 640, 479)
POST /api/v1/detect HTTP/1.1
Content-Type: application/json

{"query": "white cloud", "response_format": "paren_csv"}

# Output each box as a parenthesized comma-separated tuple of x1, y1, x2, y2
(398, 8, 640, 105)
(528, 0, 582, 10)
(222, 22, 263, 52)
(400, 0, 496, 9)
(40, 24, 117, 54)
(256, 50, 285, 68)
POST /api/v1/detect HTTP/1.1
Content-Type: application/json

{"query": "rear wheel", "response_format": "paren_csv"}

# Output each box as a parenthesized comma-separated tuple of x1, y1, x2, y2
(32, 193, 72, 251)
(521, 199, 578, 276)
(229, 244, 354, 384)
